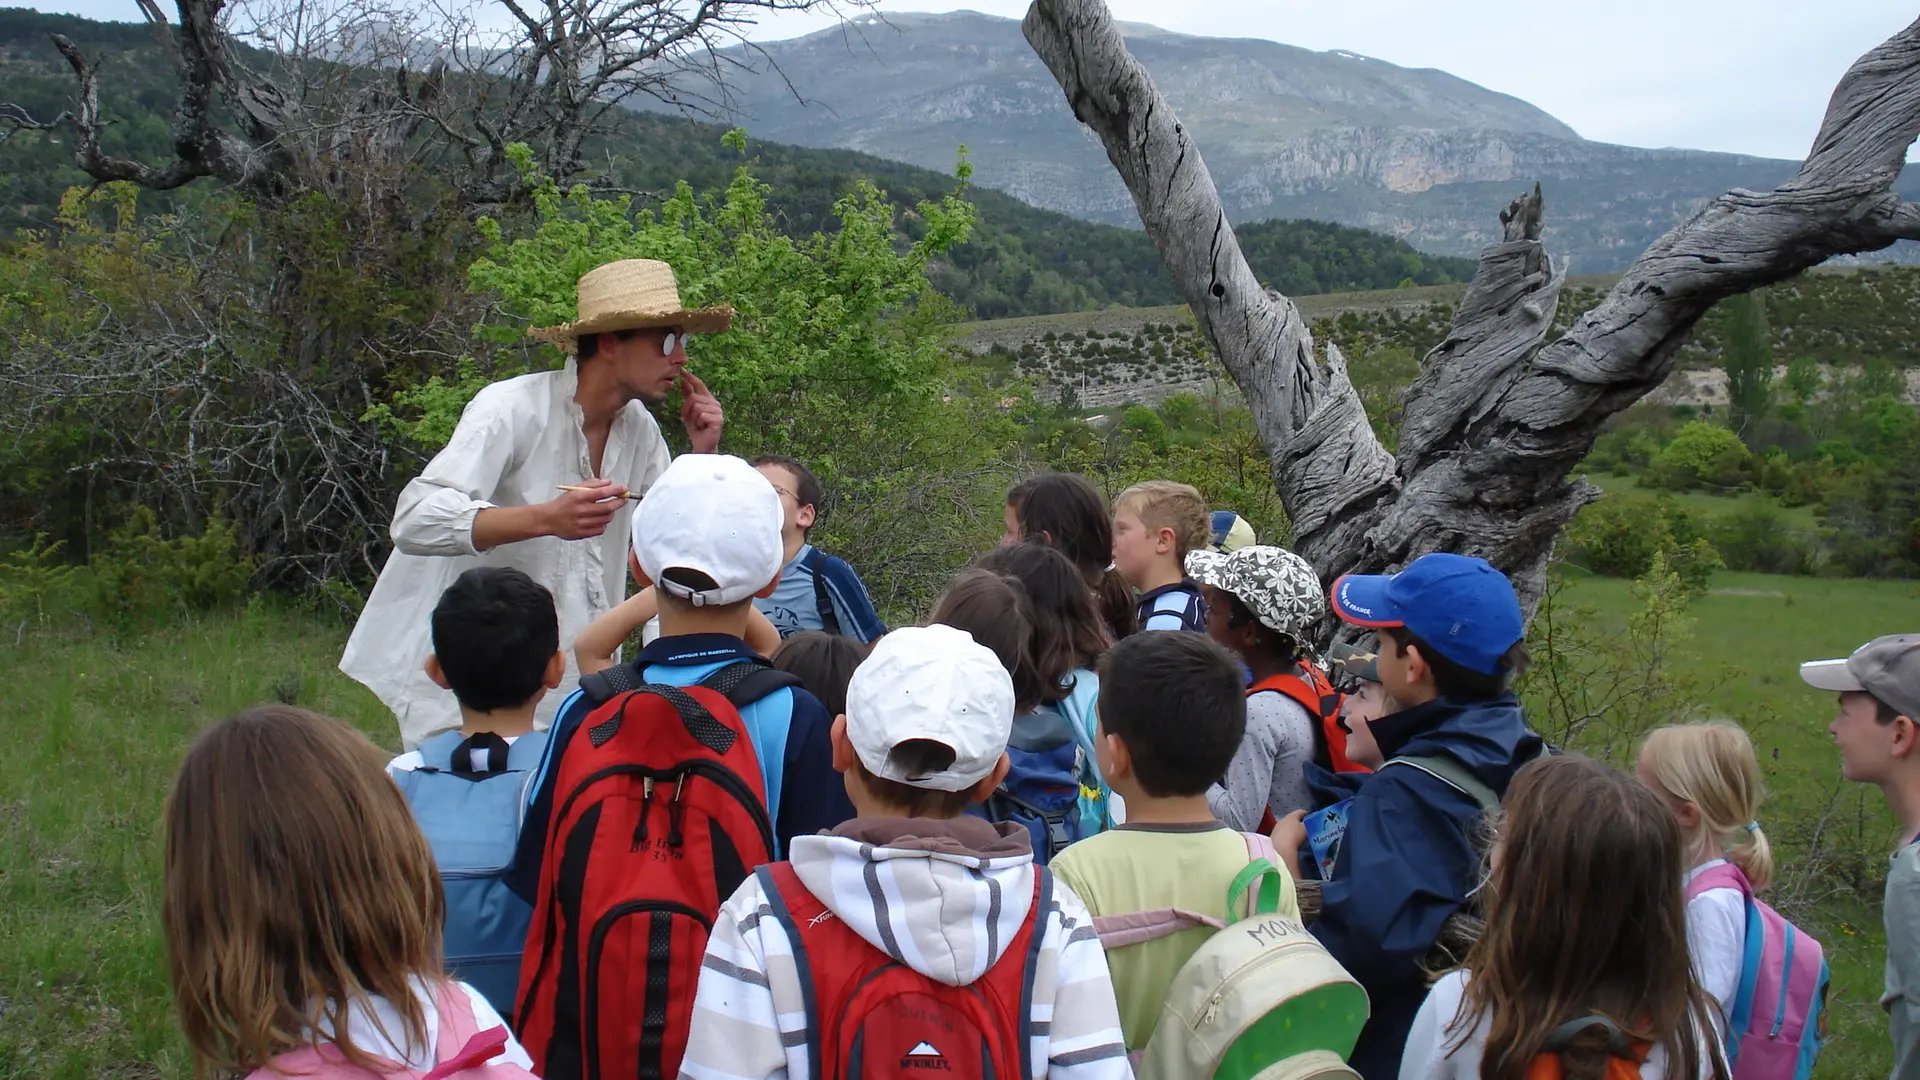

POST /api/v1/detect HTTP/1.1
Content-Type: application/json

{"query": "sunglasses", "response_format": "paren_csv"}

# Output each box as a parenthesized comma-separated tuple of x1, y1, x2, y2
(660, 330, 681, 356)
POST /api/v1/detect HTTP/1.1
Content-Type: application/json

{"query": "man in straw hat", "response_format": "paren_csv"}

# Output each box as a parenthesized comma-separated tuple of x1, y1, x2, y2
(342, 259, 735, 747)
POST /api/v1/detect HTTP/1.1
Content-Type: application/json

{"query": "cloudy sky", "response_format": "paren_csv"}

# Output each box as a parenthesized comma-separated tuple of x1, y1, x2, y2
(30, 0, 1919, 161)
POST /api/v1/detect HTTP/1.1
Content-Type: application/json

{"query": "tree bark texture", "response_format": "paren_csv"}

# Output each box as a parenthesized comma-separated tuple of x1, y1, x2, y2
(1024, 1, 1920, 617)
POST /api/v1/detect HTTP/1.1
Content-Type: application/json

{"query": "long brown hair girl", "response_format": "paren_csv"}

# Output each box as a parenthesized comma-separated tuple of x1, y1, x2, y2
(1427, 754, 1727, 1080)
(1005, 472, 1139, 641)
(164, 705, 447, 1077)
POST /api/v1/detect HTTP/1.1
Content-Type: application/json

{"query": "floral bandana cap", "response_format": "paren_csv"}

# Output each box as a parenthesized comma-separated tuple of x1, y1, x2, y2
(1185, 545, 1326, 638)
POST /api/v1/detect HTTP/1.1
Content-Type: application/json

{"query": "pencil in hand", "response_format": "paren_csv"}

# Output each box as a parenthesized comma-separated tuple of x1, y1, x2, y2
(556, 484, 643, 501)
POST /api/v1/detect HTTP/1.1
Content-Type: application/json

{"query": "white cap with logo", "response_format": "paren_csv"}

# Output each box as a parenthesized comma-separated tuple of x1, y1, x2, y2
(845, 624, 1016, 792)
(632, 453, 785, 607)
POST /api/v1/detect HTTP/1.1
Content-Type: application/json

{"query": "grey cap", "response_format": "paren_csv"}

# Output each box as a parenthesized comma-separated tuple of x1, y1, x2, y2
(1800, 634, 1920, 720)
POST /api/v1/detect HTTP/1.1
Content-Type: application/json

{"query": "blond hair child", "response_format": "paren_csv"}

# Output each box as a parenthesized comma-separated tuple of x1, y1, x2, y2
(1636, 720, 1773, 1033)
(164, 705, 536, 1078)
(1111, 480, 1211, 633)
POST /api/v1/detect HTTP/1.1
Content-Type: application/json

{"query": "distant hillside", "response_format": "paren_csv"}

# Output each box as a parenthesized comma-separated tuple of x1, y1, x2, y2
(658, 10, 1920, 270)
(0, 8, 1475, 318)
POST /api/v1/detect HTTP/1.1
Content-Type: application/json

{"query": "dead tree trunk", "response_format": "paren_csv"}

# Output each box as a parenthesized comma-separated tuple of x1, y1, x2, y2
(1023, 1, 1920, 616)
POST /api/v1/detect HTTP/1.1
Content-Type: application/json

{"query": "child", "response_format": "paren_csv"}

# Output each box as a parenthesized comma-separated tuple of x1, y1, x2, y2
(513, 454, 852, 894)
(1052, 630, 1301, 1051)
(1006, 472, 1140, 641)
(1285, 552, 1545, 1080)
(164, 705, 537, 1077)
(1331, 640, 1391, 770)
(1210, 509, 1258, 553)
(750, 454, 887, 642)
(1111, 480, 1210, 633)
(1636, 721, 1773, 1035)
(385, 566, 560, 1017)
(387, 566, 563, 775)
(770, 629, 867, 719)
(680, 625, 1132, 1079)
(1801, 634, 1920, 1076)
(975, 540, 1116, 848)
(930, 566, 1044, 715)
(1186, 545, 1333, 828)
(1400, 754, 1727, 1080)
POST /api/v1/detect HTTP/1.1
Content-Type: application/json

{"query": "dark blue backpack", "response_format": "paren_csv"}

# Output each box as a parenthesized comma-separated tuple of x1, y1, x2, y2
(392, 729, 549, 1019)
(978, 705, 1088, 863)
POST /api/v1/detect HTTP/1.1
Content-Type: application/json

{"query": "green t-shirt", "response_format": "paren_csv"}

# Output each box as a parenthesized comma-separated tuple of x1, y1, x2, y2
(1052, 821, 1300, 1050)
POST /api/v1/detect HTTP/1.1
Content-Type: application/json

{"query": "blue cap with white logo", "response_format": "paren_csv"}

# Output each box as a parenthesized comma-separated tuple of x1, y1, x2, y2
(1329, 553, 1524, 676)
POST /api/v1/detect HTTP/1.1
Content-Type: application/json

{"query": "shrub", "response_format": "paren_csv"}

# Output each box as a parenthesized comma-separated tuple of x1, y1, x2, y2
(1648, 421, 1752, 490)
(1563, 495, 1722, 595)
(1709, 504, 1818, 576)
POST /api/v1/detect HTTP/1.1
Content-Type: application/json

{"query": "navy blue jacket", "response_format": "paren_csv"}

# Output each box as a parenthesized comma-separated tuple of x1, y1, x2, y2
(506, 633, 853, 902)
(1305, 693, 1543, 1080)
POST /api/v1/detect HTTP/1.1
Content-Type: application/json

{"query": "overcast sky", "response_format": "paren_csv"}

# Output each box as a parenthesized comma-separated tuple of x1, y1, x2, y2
(29, 0, 1919, 160)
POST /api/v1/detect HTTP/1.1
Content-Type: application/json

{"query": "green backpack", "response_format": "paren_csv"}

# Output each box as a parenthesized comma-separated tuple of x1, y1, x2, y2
(1115, 852, 1370, 1080)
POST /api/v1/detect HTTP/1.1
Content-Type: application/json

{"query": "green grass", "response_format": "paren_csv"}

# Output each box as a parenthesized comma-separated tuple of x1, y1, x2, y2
(4, 575, 1916, 1077)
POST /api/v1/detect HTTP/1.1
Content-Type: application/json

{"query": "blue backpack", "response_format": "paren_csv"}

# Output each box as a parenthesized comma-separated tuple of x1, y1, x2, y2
(979, 671, 1111, 863)
(392, 729, 549, 1019)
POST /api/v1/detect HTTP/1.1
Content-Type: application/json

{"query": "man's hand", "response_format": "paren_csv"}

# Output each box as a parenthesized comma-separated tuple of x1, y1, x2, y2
(543, 480, 628, 540)
(679, 370, 724, 454)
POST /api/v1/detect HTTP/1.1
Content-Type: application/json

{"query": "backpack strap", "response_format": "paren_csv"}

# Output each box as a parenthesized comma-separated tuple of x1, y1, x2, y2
(1093, 908, 1227, 949)
(1243, 830, 1280, 868)
(577, 662, 650, 707)
(1684, 861, 1753, 902)
(1386, 754, 1501, 814)
(449, 732, 513, 778)
(417, 730, 468, 773)
(758, 862, 830, 1080)
(804, 547, 843, 637)
(698, 660, 802, 708)
(1226, 858, 1288, 923)
(1015, 866, 1053, 1070)
(587, 684, 739, 754)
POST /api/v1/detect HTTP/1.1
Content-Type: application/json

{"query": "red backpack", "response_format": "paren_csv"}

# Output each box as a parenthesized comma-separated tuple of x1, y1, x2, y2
(1251, 662, 1367, 775)
(514, 664, 791, 1080)
(756, 860, 1050, 1079)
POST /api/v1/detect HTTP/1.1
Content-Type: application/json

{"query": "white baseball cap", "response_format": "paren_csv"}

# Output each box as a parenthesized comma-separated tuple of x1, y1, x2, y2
(632, 453, 785, 607)
(845, 624, 1016, 792)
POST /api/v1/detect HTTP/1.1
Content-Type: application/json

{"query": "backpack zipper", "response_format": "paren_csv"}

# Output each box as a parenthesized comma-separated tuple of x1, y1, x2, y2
(555, 761, 773, 857)
(631, 777, 656, 851)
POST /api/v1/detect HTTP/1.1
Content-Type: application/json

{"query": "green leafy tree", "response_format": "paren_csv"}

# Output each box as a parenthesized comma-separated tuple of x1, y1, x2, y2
(1721, 290, 1775, 439)
(1649, 421, 1752, 491)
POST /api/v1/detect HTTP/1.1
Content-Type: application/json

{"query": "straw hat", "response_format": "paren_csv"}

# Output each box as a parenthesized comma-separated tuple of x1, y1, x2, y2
(527, 259, 733, 350)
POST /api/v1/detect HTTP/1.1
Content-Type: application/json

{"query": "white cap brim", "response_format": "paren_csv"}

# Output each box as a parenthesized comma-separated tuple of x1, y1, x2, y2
(1800, 658, 1864, 693)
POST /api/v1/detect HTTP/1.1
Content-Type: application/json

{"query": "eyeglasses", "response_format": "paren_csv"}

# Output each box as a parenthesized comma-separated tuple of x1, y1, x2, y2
(769, 485, 800, 503)
(659, 330, 681, 356)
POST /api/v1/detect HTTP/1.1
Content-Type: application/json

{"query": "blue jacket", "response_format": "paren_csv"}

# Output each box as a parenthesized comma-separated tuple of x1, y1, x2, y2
(1305, 693, 1543, 1080)
(754, 544, 887, 643)
(506, 633, 853, 902)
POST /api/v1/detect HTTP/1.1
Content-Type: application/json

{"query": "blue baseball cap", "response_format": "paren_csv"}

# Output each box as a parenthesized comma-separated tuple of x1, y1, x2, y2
(1329, 553, 1524, 676)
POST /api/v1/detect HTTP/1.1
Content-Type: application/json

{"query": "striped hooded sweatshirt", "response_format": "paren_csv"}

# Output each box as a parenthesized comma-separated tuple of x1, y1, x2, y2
(679, 816, 1133, 1080)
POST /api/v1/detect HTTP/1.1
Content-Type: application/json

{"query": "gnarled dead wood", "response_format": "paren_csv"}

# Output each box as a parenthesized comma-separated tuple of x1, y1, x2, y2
(1024, 1, 1920, 615)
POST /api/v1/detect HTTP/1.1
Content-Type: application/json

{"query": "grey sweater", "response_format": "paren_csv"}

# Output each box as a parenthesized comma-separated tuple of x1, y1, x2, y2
(1888, 841, 1920, 1080)
(1206, 689, 1315, 832)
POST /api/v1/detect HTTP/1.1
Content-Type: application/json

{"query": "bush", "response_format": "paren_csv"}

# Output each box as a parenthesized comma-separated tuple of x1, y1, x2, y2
(1709, 504, 1819, 576)
(1563, 495, 1722, 595)
(0, 511, 255, 634)
(1647, 421, 1752, 491)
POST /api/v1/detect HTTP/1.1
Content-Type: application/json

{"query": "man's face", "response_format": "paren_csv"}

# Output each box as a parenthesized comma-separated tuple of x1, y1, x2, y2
(1110, 508, 1160, 587)
(601, 326, 687, 405)
(1830, 690, 1906, 784)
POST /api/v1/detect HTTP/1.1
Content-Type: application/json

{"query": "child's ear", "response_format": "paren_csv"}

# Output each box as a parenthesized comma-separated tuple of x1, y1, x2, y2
(1154, 526, 1176, 555)
(829, 715, 857, 774)
(797, 503, 817, 532)
(1102, 731, 1133, 782)
(1894, 715, 1919, 760)
(1405, 641, 1435, 689)
(967, 752, 1013, 803)
(1673, 800, 1702, 832)
(543, 650, 567, 690)
(424, 654, 451, 690)
(629, 551, 652, 587)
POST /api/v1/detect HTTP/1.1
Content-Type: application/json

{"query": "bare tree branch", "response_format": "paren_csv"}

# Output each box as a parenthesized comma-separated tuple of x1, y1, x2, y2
(1023, 0, 1920, 617)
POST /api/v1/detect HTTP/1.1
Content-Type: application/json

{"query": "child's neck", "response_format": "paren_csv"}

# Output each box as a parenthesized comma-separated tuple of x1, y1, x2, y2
(1243, 651, 1297, 684)
(459, 701, 538, 739)
(1686, 830, 1723, 869)
(1133, 559, 1185, 594)
(1114, 791, 1215, 826)
(782, 532, 807, 565)
(659, 606, 754, 642)
(1885, 773, 1920, 847)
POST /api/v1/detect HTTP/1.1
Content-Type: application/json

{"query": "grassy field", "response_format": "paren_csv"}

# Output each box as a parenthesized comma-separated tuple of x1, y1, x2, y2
(3, 574, 1915, 1078)
(1582, 472, 1822, 530)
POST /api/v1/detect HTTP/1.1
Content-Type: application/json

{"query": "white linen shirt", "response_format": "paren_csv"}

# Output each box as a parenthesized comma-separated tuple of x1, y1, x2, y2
(340, 360, 672, 748)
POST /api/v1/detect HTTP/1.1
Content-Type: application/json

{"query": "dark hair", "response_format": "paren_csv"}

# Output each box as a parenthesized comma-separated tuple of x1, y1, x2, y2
(430, 567, 559, 713)
(851, 741, 979, 818)
(1875, 693, 1905, 725)
(656, 567, 754, 613)
(930, 569, 1043, 714)
(1459, 754, 1726, 1080)
(1007, 473, 1139, 640)
(750, 454, 823, 535)
(1215, 588, 1303, 665)
(1381, 625, 1529, 701)
(575, 326, 649, 361)
(973, 542, 1107, 704)
(1096, 632, 1247, 798)
(772, 631, 867, 718)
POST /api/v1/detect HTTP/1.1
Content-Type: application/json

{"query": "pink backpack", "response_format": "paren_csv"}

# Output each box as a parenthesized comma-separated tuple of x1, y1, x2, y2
(1685, 863, 1828, 1080)
(1091, 832, 1284, 947)
(246, 981, 536, 1080)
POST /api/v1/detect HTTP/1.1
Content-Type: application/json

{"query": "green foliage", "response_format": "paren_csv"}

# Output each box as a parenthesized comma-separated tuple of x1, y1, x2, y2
(1721, 290, 1775, 439)
(362, 359, 514, 450)
(1563, 494, 1722, 595)
(1647, 420, 1752, 490)
(0, 511, 255, 636)
(1707, 503, 1820, 577)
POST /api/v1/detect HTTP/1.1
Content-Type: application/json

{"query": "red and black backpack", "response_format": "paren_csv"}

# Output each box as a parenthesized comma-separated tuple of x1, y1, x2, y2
(513, 662, 795, 1080)
(756, 861, 1051, 1079)
(1251, 661, 1367, 775)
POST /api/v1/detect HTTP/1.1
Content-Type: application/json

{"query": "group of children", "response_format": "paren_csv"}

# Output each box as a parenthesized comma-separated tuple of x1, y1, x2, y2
(155, 457, 1920, 1080)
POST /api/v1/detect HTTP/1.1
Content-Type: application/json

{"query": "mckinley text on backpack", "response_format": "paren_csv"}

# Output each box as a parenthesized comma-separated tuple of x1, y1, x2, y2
(514, 664, 779, 1080)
